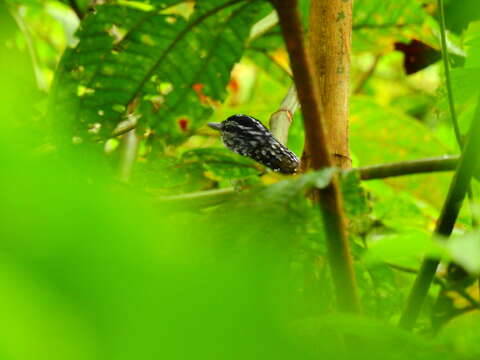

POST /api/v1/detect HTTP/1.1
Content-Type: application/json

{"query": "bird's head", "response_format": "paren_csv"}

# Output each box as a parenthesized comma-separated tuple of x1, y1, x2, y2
(208, 114, 268, 138)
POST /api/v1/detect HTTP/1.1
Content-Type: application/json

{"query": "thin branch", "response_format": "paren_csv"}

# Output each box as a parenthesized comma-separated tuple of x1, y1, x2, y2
(357, 155, 459, 180)
(112, 119, 138, 137)
(352, 23, 408, 30)
(269, 85, 298, 145)
(386, 263, 444, 286)
(452, 286, 480, 309)
(156, 187, 236, 209)
(248, 10, 278, 43)
(438, 0, 461, 145)
(118, 128, 139, 182)
(150, 155, 475, 210)
(399, 92, 480, 330)
(271, 0, 360, 313)
(388, 262, 480, 309)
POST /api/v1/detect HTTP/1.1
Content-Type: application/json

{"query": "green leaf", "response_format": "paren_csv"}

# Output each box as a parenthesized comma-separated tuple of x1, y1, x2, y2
(341, 170, 370, 218)
(352, 0, 431, 53)
(50, 0, 270, 143)
(293, 314, 447, 360)
(260, 168, 336, 203)
(449, 22, 480, 117)
(438, 312, 480, 357)
(442, 231, 480, 275)
(341, 171, 373, 238)
(350, 96, 451, 208)
(182, 147, 259, 181)
(364, 230, 435, 268)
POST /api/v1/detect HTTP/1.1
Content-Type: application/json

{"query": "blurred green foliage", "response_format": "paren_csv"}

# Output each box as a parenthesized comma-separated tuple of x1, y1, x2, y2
(2, 0, 480, 358)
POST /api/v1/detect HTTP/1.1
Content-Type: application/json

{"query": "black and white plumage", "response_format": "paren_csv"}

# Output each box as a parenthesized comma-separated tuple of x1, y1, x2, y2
(208, 114, 300, 174)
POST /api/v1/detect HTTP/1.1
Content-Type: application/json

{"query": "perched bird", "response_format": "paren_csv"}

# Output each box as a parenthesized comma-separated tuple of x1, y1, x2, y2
(208, 114, 300, 174)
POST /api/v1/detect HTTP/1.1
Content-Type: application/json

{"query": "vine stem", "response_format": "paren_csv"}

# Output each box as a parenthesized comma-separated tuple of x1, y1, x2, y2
(437, 0, 477, 227)
(438, 0, 461, 145)
(398, 92, 480, 330)
(271, 0, 360, 313)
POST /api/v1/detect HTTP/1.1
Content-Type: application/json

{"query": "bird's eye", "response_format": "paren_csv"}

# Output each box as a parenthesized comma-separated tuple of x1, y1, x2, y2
(223, 124, 238, 133)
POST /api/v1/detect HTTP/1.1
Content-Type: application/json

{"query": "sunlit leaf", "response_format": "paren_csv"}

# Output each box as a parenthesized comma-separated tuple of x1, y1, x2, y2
(50, 0, 270, 143)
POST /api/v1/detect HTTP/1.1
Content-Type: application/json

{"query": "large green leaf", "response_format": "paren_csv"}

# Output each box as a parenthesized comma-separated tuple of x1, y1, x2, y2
(352, 0, 433, 53)
(49, 0, 269, 143)
(448, 22, 480, 133)
(350, 95, 452, 208)
(442, 230, 480, 275)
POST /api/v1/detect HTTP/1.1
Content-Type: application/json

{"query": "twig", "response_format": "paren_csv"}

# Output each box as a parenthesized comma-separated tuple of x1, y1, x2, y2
(387, 263, 480, 310)
(112, 115, 138, 137)
(386, 263, 443, 285)
(438, 0, 461, 145)
(271, 0, 360, 313)
(352, 23, 408, 30)
(269, 85, 298, 145)
(452, 286, 480, 309)
(357, 155, 459, 180)
(399, 92, 480, 330)
(248, 11, 278, 43)
(118, 128, 139, 182)
(156, 187, 236, 209)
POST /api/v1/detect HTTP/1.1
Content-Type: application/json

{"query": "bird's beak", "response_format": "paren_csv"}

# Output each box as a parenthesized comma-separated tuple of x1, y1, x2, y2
(208, 122, 222, 131)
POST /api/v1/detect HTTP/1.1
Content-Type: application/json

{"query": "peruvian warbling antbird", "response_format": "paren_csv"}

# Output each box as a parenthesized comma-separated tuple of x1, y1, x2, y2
(208, 114, 300, 174)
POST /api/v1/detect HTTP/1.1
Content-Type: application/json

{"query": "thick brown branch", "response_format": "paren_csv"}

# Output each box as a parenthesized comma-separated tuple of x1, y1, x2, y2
(271, 0, 360, 313)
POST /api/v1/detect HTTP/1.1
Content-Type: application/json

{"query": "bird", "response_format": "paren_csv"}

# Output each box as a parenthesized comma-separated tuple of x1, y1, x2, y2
(208, 114, 300, 174)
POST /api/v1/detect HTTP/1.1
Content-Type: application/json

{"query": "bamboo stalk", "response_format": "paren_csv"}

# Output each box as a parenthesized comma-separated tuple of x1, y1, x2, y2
(303, 0, 353, 170)
(271, 0, 360, 313)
